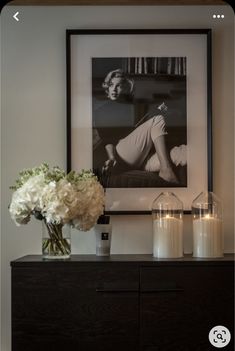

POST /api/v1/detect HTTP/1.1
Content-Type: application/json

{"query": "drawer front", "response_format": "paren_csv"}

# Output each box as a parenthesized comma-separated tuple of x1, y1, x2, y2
(140, 266, 186, 293)
(12, 264, 139, 351)
(140, 265, 234, 351)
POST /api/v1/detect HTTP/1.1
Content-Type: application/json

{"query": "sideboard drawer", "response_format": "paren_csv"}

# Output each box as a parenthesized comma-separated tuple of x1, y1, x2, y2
(12, 263, 139, 351)
(140, 265, 234, 351)
(140, 266, 187, 292)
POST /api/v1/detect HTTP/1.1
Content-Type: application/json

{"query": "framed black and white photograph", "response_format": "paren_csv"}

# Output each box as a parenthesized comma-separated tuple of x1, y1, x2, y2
(67, 29, 212, 213)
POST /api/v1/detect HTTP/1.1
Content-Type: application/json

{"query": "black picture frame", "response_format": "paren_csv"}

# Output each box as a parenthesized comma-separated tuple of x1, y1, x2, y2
(66, 29, 212, 214)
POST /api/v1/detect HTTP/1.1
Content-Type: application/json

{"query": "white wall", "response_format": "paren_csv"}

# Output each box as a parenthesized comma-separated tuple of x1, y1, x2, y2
(1, 5, 234, 351)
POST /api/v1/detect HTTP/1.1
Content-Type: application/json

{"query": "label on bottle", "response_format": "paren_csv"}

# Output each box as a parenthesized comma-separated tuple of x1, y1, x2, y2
(101, 232, 109, 240)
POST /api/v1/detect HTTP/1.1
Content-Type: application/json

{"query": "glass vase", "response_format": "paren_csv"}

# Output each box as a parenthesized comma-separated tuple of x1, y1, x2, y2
(42, 220, 71, 259)
(152, 191, 184, 258)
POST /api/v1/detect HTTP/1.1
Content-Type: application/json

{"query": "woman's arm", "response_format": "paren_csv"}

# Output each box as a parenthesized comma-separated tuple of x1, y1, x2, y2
(102, 144, 118, 172)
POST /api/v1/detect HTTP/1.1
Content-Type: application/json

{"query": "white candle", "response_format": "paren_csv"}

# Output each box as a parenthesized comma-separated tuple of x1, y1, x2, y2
(153, 216, 183, 258)
(193, 215, 223, 257)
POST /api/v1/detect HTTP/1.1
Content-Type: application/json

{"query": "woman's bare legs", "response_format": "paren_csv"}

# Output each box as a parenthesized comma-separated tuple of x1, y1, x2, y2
(115, 115, 178, 183)
(153, 135, 178, 183)
(144, 144, 187, 173)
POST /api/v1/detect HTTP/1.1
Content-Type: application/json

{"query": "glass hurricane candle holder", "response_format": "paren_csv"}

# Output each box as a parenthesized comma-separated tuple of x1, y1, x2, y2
(152, 192, 183, 258)
(192, 191, 223, 258)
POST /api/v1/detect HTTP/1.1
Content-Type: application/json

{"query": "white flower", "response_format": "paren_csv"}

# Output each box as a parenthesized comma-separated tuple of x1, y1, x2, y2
(9, 165, 105, 231)
(9, 197, 31, 226)
(40, 181, 62, 223)
(57, 179, 81, 221)
(41, 179, 80, 224)
(72, 179, 104, 231)
(9, 174, 46, 225)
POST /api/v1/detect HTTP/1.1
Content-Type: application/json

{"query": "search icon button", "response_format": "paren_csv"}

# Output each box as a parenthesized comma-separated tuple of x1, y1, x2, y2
(209, 326, 231, 348)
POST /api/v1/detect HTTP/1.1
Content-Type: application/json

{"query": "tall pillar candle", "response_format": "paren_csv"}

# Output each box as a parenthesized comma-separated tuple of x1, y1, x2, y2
(153, 216, 183, 258)
(193, 216, 223, 257)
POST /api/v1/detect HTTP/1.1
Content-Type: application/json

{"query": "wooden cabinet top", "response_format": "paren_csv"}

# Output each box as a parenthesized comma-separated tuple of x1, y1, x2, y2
(11, 254, 235, 267)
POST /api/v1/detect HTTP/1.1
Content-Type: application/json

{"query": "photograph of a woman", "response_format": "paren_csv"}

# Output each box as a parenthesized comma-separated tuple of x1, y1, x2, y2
(92, 57, 187, 188)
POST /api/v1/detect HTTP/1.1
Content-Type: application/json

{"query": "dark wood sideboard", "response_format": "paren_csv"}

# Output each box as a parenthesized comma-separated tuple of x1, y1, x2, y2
(11, 254, 234, 351)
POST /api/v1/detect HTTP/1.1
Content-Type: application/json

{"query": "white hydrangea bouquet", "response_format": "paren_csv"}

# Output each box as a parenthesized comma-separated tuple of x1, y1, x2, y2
(9, 163, 105, 258)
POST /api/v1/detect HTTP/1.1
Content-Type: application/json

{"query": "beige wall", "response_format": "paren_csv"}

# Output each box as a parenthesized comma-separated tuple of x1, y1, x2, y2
(1, 5, 234, 350)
